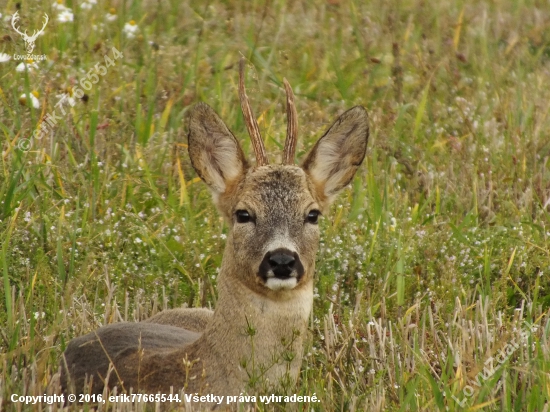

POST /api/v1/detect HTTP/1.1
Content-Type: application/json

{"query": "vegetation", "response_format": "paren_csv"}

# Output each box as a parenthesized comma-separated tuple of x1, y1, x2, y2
(1, 0, 550, 410)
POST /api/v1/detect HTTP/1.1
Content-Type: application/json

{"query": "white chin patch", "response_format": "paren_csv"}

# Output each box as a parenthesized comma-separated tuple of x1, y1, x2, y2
(265, 277, 298, 291)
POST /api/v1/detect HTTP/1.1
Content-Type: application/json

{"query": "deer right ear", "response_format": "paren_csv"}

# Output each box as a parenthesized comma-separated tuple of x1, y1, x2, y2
(188, 103, 248, 196)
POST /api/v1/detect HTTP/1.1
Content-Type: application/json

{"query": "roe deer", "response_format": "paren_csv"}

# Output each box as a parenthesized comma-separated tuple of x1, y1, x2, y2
(61, 59, 369, 406)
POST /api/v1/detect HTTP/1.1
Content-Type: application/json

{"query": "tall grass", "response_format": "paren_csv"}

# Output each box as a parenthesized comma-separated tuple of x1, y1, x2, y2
(1, 0, 550, 410)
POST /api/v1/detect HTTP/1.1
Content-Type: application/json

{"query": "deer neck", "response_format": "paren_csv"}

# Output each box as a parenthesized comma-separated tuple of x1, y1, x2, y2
(198, 248, 313, 390)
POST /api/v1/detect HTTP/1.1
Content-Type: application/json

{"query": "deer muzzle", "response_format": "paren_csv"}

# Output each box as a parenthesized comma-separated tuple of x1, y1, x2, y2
(258, 248, 304, 291)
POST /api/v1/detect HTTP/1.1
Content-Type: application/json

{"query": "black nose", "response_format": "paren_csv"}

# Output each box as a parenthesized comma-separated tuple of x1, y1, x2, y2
(268, 252, 296, 278)
(258, 248, 304, 281)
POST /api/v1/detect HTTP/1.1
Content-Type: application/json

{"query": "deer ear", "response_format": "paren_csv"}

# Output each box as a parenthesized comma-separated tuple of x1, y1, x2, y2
(302, 106, 369, 205)
(188, 103, 248, 196)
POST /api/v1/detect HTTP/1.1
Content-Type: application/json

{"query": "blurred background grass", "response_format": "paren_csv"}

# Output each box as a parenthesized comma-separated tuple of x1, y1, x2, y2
(1, 0, 550, 410)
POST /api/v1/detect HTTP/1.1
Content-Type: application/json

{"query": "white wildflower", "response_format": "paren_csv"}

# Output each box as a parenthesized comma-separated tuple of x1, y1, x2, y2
(52, 1, 67, 11)
(82, 0, 98, 9)
(57, 9, 74, 23)
(19, 92, 40, 108)
(123, 20, 139, 38)
(105, 7, 118, 21)
(16, 61, 39, 72)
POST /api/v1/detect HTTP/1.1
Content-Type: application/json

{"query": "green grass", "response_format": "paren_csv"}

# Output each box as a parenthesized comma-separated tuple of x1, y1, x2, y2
(1, 0, 550, 410)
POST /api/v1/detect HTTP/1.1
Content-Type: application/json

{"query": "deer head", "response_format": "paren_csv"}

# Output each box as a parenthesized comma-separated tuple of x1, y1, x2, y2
(188, 59, 369, 296)
(11, 11, 49, 54)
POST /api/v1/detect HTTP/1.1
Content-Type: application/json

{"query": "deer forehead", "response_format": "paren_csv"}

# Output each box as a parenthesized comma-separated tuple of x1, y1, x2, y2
(235, 165, 318, 216)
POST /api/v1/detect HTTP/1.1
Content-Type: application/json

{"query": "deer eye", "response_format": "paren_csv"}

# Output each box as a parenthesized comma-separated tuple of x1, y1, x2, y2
(306, 210, 321, 224)
(235, 210, 252, 224)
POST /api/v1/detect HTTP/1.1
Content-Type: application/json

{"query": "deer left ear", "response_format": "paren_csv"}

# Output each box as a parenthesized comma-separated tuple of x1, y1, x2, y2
(302, 106, 369, 205)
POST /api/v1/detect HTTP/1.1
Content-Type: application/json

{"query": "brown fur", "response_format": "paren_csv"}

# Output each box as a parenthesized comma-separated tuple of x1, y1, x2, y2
(144, 308, 214, 332)
(62, 93, 369, 408)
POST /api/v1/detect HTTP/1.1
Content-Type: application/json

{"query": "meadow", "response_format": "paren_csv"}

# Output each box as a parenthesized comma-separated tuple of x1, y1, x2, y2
(1, 0, 550, 410)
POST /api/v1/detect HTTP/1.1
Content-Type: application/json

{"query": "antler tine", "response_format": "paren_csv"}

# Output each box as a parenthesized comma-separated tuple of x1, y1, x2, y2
(238, 58, 268, 166)
(282, 78, 298, 165)
(33, 14, 49, 39)
(11, 11, 27, 36)
(27, 14, 48, 40)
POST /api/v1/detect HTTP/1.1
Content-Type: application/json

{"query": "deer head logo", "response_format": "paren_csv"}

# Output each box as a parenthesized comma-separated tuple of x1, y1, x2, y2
(11, 11, 49, 54)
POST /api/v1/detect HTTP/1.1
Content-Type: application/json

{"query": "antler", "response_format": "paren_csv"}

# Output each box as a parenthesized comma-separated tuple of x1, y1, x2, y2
(28, 14, 49, 41)
(11, 11, 27, 37)
(282, 78, 298, 165)
(239, 58, 268, 166)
